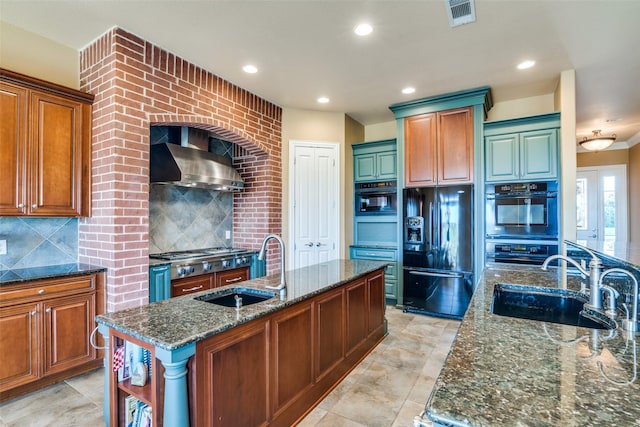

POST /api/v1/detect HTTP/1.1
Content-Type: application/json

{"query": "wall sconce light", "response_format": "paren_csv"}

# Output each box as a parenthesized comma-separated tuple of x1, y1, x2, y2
(579, 130, 616, 151)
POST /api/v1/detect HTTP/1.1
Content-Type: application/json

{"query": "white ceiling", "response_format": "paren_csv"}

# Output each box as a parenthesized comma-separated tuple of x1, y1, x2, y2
(2, 0, 639, 148)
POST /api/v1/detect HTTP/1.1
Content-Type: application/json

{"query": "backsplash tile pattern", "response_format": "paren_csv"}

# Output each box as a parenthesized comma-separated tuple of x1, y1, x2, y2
(0, 218, 78, 270)
(149, 184, 233, 254)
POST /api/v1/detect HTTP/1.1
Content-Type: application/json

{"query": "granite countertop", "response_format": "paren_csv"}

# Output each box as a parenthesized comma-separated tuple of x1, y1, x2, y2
(0, 263, 106, 285)
(96, 259, 387, 351)
(426, 264, 640, 427)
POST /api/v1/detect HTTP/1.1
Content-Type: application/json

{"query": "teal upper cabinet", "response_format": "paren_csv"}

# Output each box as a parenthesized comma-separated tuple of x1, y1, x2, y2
(484, 113, 560, 182)
(352, 139, 397, 182)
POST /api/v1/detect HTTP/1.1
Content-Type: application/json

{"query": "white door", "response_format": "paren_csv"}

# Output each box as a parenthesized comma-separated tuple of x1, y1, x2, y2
(290, 141, 339, 269)
(576, 165, 628, 243)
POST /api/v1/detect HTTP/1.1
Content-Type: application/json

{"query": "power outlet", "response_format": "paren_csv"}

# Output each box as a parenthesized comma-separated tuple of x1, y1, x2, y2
(225, 230, 231, 240)
(0, 239, 7, 255)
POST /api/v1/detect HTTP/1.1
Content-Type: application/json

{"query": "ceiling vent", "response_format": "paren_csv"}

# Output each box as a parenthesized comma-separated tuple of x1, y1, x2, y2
(445, 0, 476, 27)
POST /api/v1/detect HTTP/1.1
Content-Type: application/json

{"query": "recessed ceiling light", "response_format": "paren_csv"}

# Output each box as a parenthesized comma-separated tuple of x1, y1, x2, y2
(402, 87, 416, 94)
(517, 60, 535, 70)
(242, 64, 258, 74)
(317, 97, 330, 104)
(354, 23, 373, 36)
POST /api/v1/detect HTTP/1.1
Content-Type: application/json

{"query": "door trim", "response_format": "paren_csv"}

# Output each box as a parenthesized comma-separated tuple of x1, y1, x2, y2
(288, 140, 341, 270)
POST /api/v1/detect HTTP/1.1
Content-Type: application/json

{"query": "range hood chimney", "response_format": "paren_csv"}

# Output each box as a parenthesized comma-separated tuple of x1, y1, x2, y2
(150, 127, 244, 191)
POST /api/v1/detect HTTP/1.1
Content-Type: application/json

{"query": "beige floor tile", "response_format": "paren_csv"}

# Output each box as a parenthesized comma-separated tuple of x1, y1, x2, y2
(391, 399, 426, 427)
(65, 369, 105, 407)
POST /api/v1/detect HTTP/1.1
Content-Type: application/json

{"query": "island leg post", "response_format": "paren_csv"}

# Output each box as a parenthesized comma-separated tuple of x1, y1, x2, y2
(155, 344, 196, 427)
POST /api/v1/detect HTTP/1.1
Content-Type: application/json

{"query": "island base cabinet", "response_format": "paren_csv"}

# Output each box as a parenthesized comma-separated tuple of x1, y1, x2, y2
(195, 319, 270, 427)
(193, 269, 386, 427)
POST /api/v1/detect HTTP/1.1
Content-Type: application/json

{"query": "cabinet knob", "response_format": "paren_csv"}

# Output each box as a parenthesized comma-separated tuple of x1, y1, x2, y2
(31, 310, 37, 316)
(18, 203, 24, 208)
(32, 204, 37, 209)
(45, 308, 52, 313)
(38, 289, 45, 295)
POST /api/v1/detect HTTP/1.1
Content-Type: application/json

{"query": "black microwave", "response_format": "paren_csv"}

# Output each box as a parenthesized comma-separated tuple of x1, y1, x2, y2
(355, 181, 397, 215)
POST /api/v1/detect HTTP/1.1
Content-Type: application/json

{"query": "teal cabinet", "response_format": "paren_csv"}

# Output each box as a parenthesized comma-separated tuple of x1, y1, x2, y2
(352, 139, 397, 182)
(484, 113, 560, 182)
(350, 246, 398, 303)
(149, 264, 171, 303)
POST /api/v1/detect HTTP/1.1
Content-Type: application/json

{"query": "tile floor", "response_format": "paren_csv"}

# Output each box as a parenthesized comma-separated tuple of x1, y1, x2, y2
(0, 307, 459, 427)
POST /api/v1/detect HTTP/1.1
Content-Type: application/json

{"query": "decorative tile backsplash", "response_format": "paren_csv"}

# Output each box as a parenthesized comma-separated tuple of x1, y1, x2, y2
(0, 217, 78, 270)
(149, 184, 233, 254)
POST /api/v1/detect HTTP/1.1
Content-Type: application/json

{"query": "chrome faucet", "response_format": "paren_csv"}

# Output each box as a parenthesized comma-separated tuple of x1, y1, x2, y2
(599, 268, 638, 333)
(541, 253, 603, 309)
(258, 234, 286, 291)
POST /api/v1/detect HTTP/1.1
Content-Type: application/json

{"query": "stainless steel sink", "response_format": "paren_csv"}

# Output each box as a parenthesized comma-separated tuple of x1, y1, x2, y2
(491, 284, 615, 330)
(195, 288, 275, 307)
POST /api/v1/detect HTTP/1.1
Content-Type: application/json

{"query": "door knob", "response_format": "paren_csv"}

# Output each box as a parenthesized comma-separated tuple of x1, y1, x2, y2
(305, 242, 313, 247)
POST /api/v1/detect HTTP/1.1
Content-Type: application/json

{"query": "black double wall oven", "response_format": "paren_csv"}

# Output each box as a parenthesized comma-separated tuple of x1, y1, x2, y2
(485, 181, 559, 264)
(402, 185, 474, 320)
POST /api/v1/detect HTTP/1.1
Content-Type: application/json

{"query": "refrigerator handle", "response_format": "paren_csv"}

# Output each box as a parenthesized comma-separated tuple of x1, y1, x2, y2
(428, 202, 434, 247)
(407, 270, 465, 279)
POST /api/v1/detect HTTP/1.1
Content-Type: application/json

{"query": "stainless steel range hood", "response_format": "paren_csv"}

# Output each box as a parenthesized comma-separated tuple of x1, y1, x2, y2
(150, 142, 244, 191)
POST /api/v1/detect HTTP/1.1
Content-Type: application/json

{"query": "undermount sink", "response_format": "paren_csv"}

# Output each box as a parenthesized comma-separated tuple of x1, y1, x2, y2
(491, 284, 615, 330)
(196, 288, 276, 307)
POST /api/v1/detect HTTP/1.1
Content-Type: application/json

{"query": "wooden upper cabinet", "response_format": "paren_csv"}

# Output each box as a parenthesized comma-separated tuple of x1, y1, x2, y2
(404, 106, 474, 187)
(437, 107, 474, 183)
(404, 113, 437, 186)
(0, 82, 28, 215)
(0, 69, 93, 217)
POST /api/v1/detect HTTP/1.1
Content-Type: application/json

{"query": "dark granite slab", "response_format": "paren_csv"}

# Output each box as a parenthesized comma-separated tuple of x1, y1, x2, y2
(96, 259, 387, 351)
(0, 263, 106, 285)
(426, 262, 640, 427)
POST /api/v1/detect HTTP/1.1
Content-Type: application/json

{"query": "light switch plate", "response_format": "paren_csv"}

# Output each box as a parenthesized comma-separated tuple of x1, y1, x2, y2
(0, 240, 6, 255)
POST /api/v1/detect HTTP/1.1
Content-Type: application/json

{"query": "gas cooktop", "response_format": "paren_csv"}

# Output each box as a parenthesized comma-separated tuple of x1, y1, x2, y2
(150, 248, 247, 261)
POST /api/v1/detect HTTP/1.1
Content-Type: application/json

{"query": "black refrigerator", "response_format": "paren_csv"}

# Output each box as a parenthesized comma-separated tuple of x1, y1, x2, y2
(402, 185, 474, 320)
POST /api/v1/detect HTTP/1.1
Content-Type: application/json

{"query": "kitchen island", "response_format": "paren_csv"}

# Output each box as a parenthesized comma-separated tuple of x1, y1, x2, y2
(96, 259, 388, 427)
(424, 244, 640, 426)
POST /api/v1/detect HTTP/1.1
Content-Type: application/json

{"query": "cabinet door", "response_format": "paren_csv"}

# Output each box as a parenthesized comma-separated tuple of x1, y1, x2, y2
(0, 303, 39, 392)
(171, 274, 212, 297)
(485, 133, 520, 182)
(438, 106, 474, 184)
(149, 265, 171, 303)
(315, 288, 345, 381)
(520, 129, 558, 179)
(196, 320, 270, 427)
(43, 294, 95, 376)
(404, 113, 437, 187)
(376, 150, 397, 180)
(0, 81, 28, 215)
(271, 302, 313, 416)
(345, 278, 368, 355)
(30, 91, 87, 216)
(214, 267, 249, 288)
(354, 152, 377, 182)
(367, 271, 385, 334)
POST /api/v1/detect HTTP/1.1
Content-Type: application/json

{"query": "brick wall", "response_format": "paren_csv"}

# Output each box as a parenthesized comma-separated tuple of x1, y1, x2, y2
(79, 28, 282, 312)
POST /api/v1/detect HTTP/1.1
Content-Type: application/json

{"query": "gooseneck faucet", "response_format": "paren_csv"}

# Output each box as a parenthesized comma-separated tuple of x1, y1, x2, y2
(541, 253, 603, 309)
(600, 268, 638, 333)
(258, 234, 286, 291)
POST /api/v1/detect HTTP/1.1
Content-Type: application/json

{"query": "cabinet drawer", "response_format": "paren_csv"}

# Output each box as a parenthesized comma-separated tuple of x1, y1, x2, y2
(215, 267, 249, 287)
(351, 248, 397, 261)
(171, 275, 212, 297)
(0, 275, 95, 304)
(384, 263, 397, 281)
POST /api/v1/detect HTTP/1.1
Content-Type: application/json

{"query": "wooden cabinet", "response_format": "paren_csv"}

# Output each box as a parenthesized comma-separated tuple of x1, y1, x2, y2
(404, 106, 474, 187)
(484, 113, 560, 182)
(0, 272, 104, 402)
(192, 268, 386, 426)
(352, 139, 397, 182)
(0, 69, 93, 217)
(214, 267, 249, 287)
